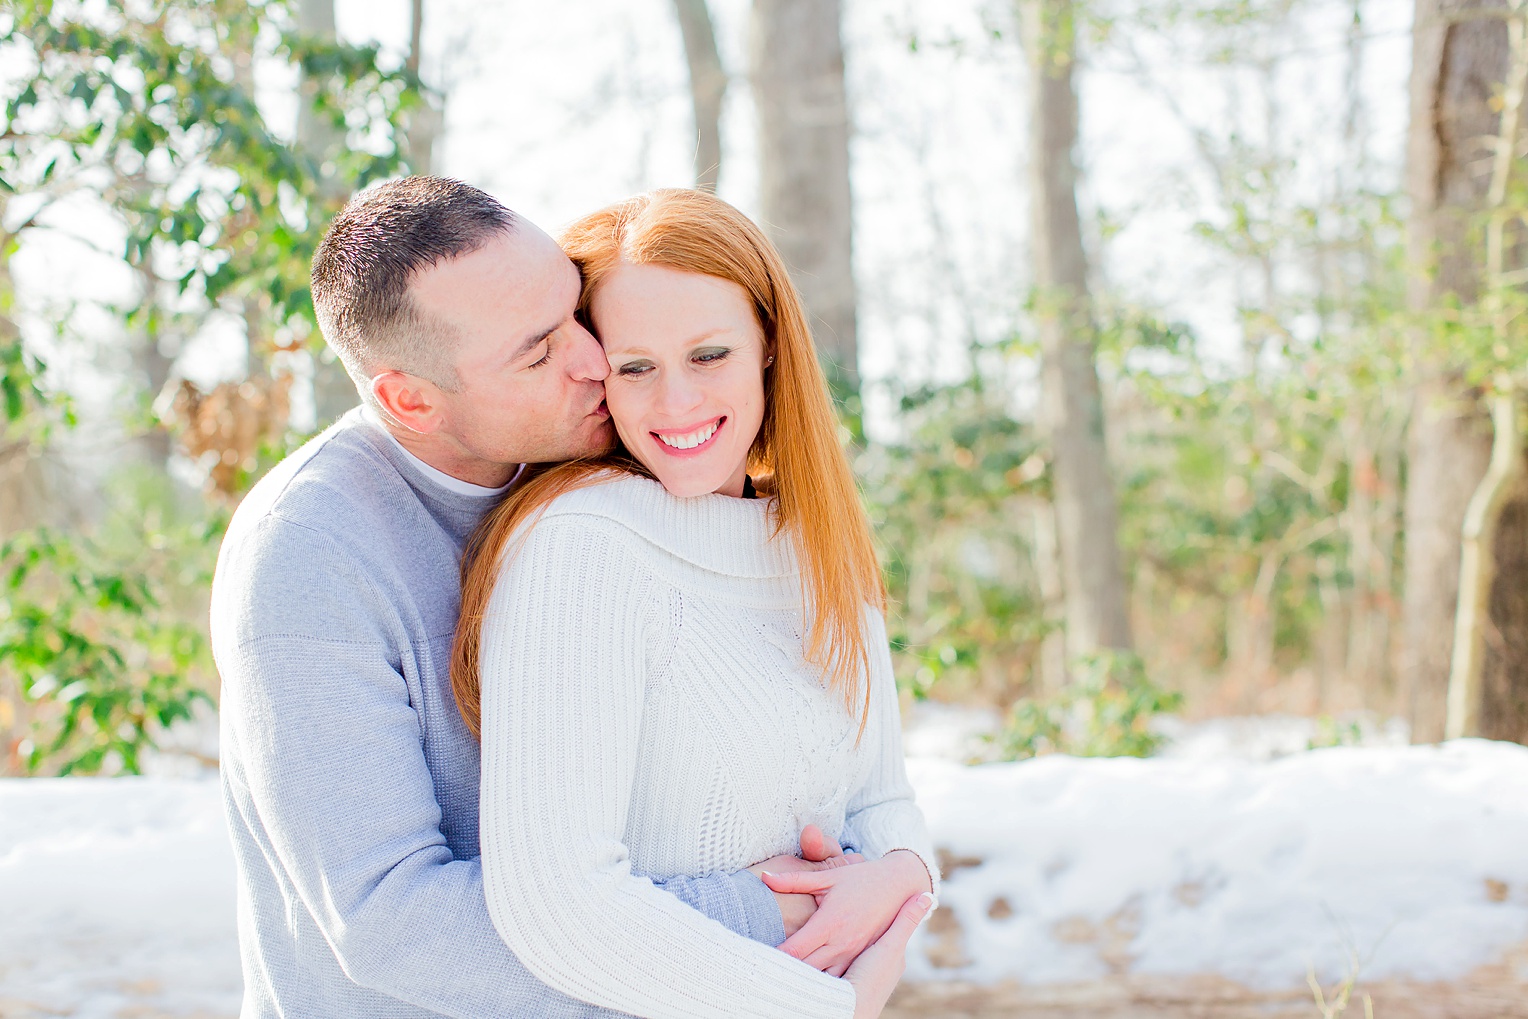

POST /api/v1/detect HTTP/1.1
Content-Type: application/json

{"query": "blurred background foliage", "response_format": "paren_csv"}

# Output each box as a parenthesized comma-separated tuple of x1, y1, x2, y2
(2, 0, 1525, 774)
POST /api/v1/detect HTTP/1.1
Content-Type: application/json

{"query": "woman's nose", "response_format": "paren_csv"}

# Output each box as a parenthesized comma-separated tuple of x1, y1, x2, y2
(657, 372, 703, 415)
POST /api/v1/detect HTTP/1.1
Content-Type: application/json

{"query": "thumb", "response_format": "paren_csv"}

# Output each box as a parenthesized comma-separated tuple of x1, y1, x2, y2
(878, 892, 936, 951)
(760, 868, 834, 894)
(799, 823, 843, 862)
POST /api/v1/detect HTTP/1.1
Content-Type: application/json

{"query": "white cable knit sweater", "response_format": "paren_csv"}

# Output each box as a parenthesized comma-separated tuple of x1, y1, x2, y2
(478, 474, 936, 1019)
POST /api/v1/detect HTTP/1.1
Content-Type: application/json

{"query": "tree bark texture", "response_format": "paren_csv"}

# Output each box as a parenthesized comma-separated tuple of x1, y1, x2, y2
(751, 0, 858, 395)
(1403, 0, 1510, 742)
(1479, 469, 1528, 742)
(295, 0, 359, 426)
(673, 0, 727, 191)
(132, 264, 175, 469)
(402, 0, 441, 175)
(1019, 0, 1133, 659)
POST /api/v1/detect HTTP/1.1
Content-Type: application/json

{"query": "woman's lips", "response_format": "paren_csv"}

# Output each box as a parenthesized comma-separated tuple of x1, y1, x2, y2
(651, 416, 726, 458)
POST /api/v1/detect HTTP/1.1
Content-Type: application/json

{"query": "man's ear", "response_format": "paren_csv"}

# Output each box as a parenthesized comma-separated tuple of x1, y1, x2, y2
(372, 371, 445, 434)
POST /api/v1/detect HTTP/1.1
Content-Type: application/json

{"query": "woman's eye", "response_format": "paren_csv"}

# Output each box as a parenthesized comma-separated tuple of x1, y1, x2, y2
(618, 362, 654, 377)
(694, 348, 730, 365)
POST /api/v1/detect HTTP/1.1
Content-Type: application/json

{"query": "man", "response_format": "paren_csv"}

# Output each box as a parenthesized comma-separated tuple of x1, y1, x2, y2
(212, 176, 854, 1017)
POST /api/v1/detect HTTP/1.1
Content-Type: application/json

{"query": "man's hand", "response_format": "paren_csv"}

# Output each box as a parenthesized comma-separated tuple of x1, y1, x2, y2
(748, 825, 865, 938)
(761, 849, 933, 976)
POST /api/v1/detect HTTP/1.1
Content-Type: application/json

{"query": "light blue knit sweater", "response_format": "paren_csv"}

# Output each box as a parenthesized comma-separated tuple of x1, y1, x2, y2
(211, 409, 784, 1018)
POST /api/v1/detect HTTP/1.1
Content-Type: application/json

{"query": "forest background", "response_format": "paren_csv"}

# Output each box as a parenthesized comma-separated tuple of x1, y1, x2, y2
(1, 0, 1524, 778)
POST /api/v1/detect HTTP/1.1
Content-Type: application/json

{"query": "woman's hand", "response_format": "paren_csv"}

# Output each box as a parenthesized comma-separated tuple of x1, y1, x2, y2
(761, 849, 934, 975)
(845, 892, 935, 1019)
(748, 824, 866, 938)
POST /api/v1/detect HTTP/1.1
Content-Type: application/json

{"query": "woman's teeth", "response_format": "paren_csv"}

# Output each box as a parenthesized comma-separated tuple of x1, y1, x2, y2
(657, 420, 720, 450)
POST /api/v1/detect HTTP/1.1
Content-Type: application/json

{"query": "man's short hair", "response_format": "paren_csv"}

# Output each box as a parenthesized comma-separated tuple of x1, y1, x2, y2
(310, 176, 517, 402)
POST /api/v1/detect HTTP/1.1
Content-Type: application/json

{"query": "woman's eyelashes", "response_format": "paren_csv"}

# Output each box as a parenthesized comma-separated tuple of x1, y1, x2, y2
(616, 359, 655, 377)
(613, 347, 732, 378)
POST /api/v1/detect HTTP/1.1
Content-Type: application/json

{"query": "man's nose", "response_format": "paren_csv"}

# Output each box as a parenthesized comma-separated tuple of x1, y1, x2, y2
(566, 321, 609, 382)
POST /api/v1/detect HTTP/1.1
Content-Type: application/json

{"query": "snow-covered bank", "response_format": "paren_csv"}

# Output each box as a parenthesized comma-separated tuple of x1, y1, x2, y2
(2, 741, 1526, 1016)
(0, 779, 239, 1019)
(911, 739, 1528, 988)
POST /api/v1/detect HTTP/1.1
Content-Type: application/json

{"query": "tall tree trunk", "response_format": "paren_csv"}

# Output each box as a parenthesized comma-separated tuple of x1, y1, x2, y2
(1479, 472, 1528, 742)
(1447, 4, 1528, 742)
(132, 264, 175, 469)
(673, 0, 727, 191)
(1019, 0, 1132, 660)
(1402, 0, 1508, 742)
(402, 0, 441, 175)
(751, 0, 859, 400)
(1028, 497, 1068, 691)
(295, 0, 359, 426)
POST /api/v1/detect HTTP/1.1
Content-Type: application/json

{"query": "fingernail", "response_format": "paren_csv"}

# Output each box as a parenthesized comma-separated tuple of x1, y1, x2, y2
(919, 893, 937, 910)
(761, 871, 776, 879)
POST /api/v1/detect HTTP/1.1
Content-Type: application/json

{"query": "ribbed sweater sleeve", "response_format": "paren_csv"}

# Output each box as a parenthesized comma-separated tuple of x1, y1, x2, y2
(843, 613, 941, 894)
(478, 516, 857, 1019)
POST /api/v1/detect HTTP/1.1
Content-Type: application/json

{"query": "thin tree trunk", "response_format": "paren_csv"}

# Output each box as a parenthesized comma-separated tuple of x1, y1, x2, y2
(1374, 428, 1401, 694)
(751, 0, 858, 399)
(672, 0, 727, 191)
(132, 264, 175, 469)
(295, 0, 339, 174)
(295, 0, 358, 426)
(402, 0, 441, 175)
(1448, 388, 1524, 736)
(1028, 497, 1068, 692)
(1018, 0, 1132, 661)
(1346, 418, 1378, 688)
(1402, 0, 1508, 742)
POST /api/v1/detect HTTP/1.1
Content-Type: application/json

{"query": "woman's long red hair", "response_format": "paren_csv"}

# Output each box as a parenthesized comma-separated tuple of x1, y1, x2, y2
(451, 188, 885, 738)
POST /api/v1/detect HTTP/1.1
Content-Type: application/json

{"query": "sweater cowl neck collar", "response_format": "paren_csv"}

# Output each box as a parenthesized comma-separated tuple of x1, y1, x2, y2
(540, 472, 792, 580)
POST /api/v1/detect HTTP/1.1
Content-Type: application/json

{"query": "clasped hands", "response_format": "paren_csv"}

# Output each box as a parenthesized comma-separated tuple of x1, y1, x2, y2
(749, 825, 935, 1019)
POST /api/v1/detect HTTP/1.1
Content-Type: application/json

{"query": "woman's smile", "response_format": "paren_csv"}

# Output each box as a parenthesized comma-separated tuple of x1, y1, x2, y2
(652, 415, 726, 456)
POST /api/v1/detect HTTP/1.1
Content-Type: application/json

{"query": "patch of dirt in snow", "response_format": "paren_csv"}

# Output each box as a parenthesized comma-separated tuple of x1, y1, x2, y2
(890, 940, 1528, 1018)
(0, 989, 231, 1019)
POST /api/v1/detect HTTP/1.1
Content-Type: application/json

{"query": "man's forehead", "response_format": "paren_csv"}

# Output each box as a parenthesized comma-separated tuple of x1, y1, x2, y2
(411, 226, 574, 313)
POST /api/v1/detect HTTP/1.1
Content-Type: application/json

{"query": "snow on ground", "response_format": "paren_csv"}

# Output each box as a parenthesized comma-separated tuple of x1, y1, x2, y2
(907, 739, 1528, 989)
(0, 779, 240, 1019)
(2, 734, 1527, 1016)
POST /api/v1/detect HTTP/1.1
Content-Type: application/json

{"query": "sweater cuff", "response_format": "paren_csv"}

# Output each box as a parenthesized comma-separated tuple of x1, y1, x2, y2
(730, 870, 787, 947)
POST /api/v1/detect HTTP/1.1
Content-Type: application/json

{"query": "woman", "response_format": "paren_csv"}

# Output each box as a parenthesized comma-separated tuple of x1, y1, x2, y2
(451, 188, 936, 1019)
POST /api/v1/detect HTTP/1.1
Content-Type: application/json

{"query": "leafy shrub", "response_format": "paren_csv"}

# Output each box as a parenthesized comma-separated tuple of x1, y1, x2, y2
(993, 651, 1183, 760)
(0, 528, 212, 774)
